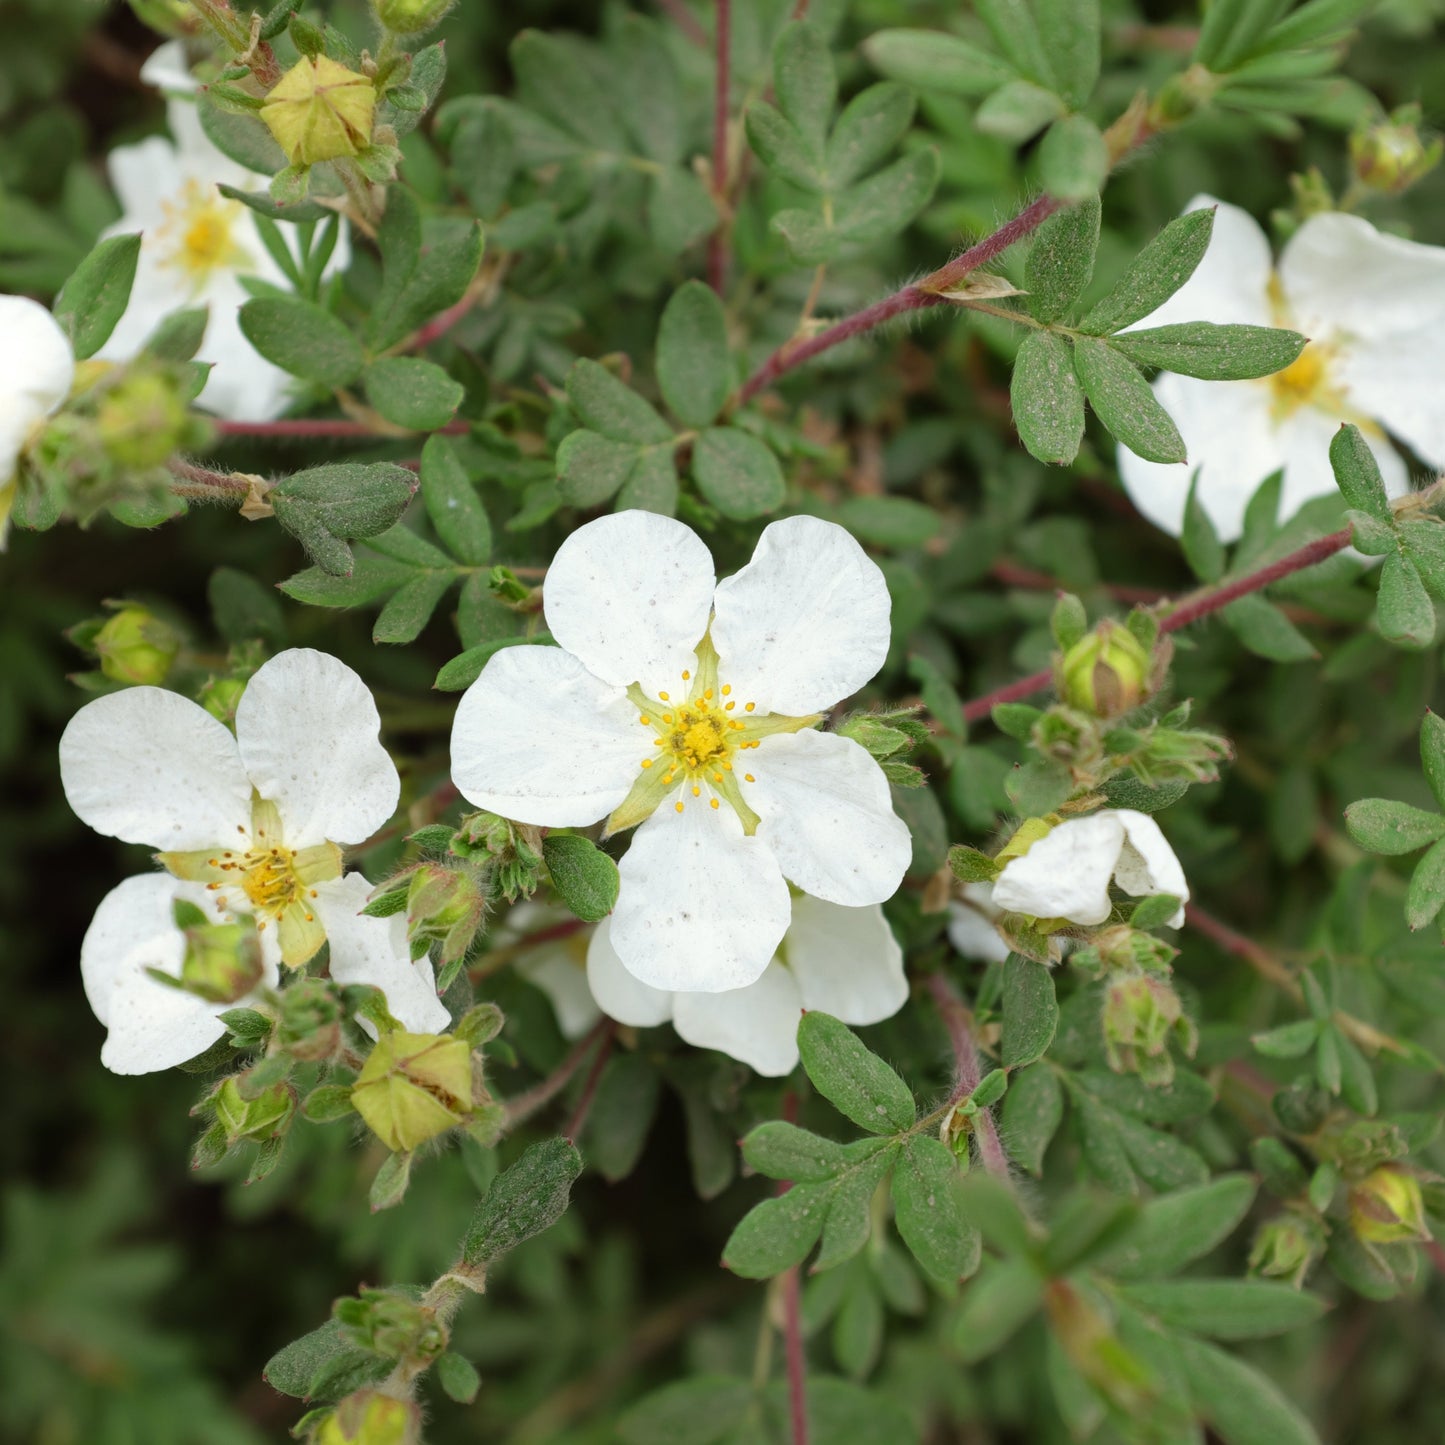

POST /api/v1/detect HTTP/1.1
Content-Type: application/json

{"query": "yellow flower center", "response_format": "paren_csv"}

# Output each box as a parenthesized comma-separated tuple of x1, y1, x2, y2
(158, 180, 250, 283)
(1268, 341, 1344, 421)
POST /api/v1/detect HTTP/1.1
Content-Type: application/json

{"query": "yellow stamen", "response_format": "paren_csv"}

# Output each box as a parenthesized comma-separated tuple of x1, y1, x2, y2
(710, 798, 719, 809)
(745, 702, 755, 712)
(641, 758, 653, 768)
(722, 685, 732, 696)
(659, 691, 670, 701)
(681, 670, 691, 680)
(745, 773, 755, 782)
(675, 800, 684, 813)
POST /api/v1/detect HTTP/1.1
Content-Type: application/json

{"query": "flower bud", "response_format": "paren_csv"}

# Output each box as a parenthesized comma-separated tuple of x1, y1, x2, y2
(1349, 1166, 1430, 1245)
(1249, 1211, 1325, 1289)
(277, 976, 345, 1061)
(406, 862, 486, 967)
(95, 371, 191, 470)
(200, 674, 248, 724)
(1070, 925, 1178, 977)
(1101, 971, 1196, 1086)
(335, 1287, 446, 1361)
(211, 1075, 295, 1145)
(1349, 105, 1442, 196)
(260, 55, 376, 166)
(316, 1392, 419, 1445)
(452, 810, 544, 901)
(1059, 620, 1151, 719)
(94, 605, 182, 686)
(374, 0, 457, 35)
(177, 906, 264, 1003)
(351, 1031, 473, 1152)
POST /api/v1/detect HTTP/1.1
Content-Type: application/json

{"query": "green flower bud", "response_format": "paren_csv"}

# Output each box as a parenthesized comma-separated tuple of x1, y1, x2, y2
(211, 1075, 295, 1145)
(451, 810, 544, 901)
(1271, 1078, 1331, 1135)
(335, 1287, 446, 1362)
(1070, 924, 1178, 977)
(260, 55, 376, 166)
(1101, 971, 1196, 1087)
(1349, 1166, 1430, 1245)
(374, 0, 457, 35)
(94, 605, 182, 686)
(175, 900, 264, 1003)
(1349, 105, 1442, 196)
(277, 976, 345, 1061)
(1150, 64, 1221, 125)
(316, 1393, 418, 1445)
(1249, 1211, 1326, 1289)
(95, 371, 191, 469)
(351, 1031, 473, 1152)
(406, 863, 487, 967)
(200, 674, 248, 724)
(1059, 620, 1152, 719)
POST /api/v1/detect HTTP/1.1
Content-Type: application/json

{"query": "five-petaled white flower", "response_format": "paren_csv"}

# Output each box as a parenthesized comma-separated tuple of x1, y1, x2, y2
(511, 897, 907, 1077)
(1118, 196, 1445, 542)
(98, 97, 350, 421)
(991, 810, 1188, 928)
(61, 648, 448, 1063)
(451, 510, 912, 994)
(0, 294, 74, 549)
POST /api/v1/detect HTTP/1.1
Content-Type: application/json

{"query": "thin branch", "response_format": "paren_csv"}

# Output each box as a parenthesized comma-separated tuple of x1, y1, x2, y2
(707, 0, 733, 295)
(503, 1018, 612, 1128)
(565, 1020, 617, 1140)
(781, 1266, 808, 1445)
(925, 973, 1011, 1181)
(167, 459, 251, 497)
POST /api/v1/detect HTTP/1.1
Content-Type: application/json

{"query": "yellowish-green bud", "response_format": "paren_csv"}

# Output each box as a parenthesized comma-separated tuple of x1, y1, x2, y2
(374, 0, 457, 35)
(212, 1075, 295, 1144)
(1059, 620, 1151, 718)
(278, 976, 345, 1061)
(316, 1392, 418, 1445)
(1350, 105, 1442, 196)
(1349, 1166, 1430, 1245)
(200, 674, 248, 724)
(352, 1031, 472, 1152)
(1249, 1211, 1325, 1289)
(1101, 971, 1196, 1087)
(179, 909, 264, 1003)
(260, 55, 376, 166)
(95, 606, 182, 686)
(95, 371, 190, 470)
(406, 863, 486, 966)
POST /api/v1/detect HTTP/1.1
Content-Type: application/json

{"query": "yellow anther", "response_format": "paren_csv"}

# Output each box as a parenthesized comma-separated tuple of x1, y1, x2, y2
(697, 699, 709, 711)
(675, 801, 684, 813)
(639, 716, 649, 726)
(722, 685, 732, 695)
(710, 798, 719, 809)
(641, 758, 654, 768)
(659, 691, 670, 701)
(681, 670, 691, 680)
(745, 773, 755, 782)
(725, 701, 735, 710)
(692, 784, 701, 797)
(704, 690, 713, 701)
(722, 760, 733, 770)
(745, 702, 755, 712)
(712, 772, 722, 783)
(654, 737, 666, 746)
(662, 714, 673, 724)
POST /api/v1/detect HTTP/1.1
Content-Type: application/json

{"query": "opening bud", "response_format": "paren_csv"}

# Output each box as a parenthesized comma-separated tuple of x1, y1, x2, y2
(1349, 105, 1442, 196)
(175, 898, 264, 1002)
(211, 1074, 295, 1145)
(1249, 1210, 1326, 1289)
(94, 604, 183, 686)
(351, 1031, 473, 1152)
(95, 370, 191, 469)
(335, 1287, 447, 1362)
(406, 862, 487, 966)
(374, 0, 457, 35)
(1349, 1165, 1430, 1245)
(1059, 620, 1152, 719)
(278, 976, 345, 1061)
(316, 1392, 419, 1445)
(260, 55, 376, 166)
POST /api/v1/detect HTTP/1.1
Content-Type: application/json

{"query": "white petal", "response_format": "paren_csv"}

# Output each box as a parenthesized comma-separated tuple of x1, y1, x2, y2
(1117, 372, 1282, 542)
(235, 649, 398, 848)
(451, 644, 646, 827)
(1121, 196, 1274, 332)
(992, 813, 1126, 926)
(92, 248, 182, 364)
(140, 40, 201, 94)
(1335, 332, 1445, 470)
(106, 135, 180, 227)
(318, 874, 451, 1034)
(745, 729, 912, 906)
(0, 296, 74, 424)
(519, 935, 602, 1040)
(60, 686, 253, 849)
(611, 798, 791, 992)
(784, 895, 907, 1025)
(1112, 810, 1189, 927)
(1272, 404, 1407, 524)
(542, 510, 717, 697)
(710, 515, 893, 715)
(672, 962, 803, 1076)
(79, 874, 229, 1075)
(585, 917, 674, 1026)
(1280, 211, 1445, 342)
(947, 897, 1011, 964)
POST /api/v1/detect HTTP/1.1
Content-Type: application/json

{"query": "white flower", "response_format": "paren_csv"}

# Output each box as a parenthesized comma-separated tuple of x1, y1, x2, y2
(61, 648, 447, 1034)
(140, 40, 202, 96)
(98, 98, 350, 421)
(947, 884, 1011, 964)
(502, 901, 602, 1042)
(991, 809, 1188, 928)
(513, 896, 906, 1076)
(0, 294, 74, 548)
(451, 510, 912, 994)
(1117, 197, 1445, 542)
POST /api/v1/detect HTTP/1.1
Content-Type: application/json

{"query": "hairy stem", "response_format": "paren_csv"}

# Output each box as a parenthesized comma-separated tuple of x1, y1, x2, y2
(708, 0, 733, 295)
(925, 973, 1011, 1181)
(503, 1018, 612, 1128)
(564, 1020, 617, 1139)
(782, 1266, 808, 1445)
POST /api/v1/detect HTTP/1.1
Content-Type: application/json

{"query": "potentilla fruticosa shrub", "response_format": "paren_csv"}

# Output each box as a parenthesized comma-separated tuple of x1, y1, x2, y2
(4, 0, 1445, 1441)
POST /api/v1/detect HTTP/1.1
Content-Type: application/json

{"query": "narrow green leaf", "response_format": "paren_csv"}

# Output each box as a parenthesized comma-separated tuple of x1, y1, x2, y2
(363, 357, 464, 431)
(825, 82, 915, 189)
(262, 1320, 388, 1402)
(1377, 553, 1436, 649)
(774, 21, 836, 152)
(1025, 196, 1101, 323)
(745, 101, 825, 189)
(462, 1137, 583, 1266)
(565, 358, 672, 444)
(1000, 1063, 1062, 1175)
(1111, 322, 1306, 381)
(1037, 116, 1108, 203)
(1420, 712, 1445, 812)
(832, 148, 940, 247)
(1400, 520, 1445, 597)
(239, 296, 363, 386)
(1342, 797, 1445, 855)
(1001, 955, 1058, 1068)
(837, 496, 941, 549)
(1328, 422, 1391, 519)
(692, 427, 786, 519)
(1033, 0, 1101, 106)
(647, 167, 717, 254)
(1222, 594, 1317, 662)
(617, 446, 679, 516)
(743, 1121, 846, 1182)
(434, 635, 547, 692)
(270, 463, 418, 577)
(1181, 472, 1226, 582)
(1406, 836, 1445, 930)
(584, 1053, 660, 1183)
(892, 1136, 979, 1284)
(814, 1142, 898, 1270)
(142, 306, 209, 363)
(1074, 336, 1186, 463)
(657, 281, 730, 428)
(723, 1181, 829, 1278)
(543, 833, 620, 923)
(54, 233, 140, 360)
(797, 1012, 916, 1135)
(435, 1352, 481, 1405)
(1011, 331, 1085, 465)
(557, 430, 640, 508)
(1124, 1279, 1326, 1340)
(975, 0, 1056, 86)
(1178, 1336, 1323, 1445)
(617, 1376, 755, 1445)
(420, 435, 491, 566)
(1251, 1019, 1322, 1058)
(863, 29, 1018, 98)
(1096, 1175, 1257, 1280)
(1081, 207, 1217, 335)
(372, 570, 455, 645)
(952, 1257, 1045, 1362)
(974, 79, 1065, 141)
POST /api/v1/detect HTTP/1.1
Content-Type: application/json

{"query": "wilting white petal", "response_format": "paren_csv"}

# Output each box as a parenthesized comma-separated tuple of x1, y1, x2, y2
(542, 510, 716, 697)
(784, 895, 907, 1025)
(235, 649, 398, 849)
(585, 917, 674, 1027)
(745, 729, 912, 906)
(60, 686, 252, 849)
(451, 645, 646, 827)
(947, 890, 1011, 964)
(519, 933, 602, 1040)
(711, 515, 892, 715)
(992, 813, 1126, 926)
(611, 798, 791, 992)
(672, 962, 803, 1076)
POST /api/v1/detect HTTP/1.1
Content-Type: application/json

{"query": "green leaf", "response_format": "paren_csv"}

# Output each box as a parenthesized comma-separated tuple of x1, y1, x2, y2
(263, 1319, 389, 1402)
(1001, 955, 1058, 1068)
(198, 95, 287, 172)
(54, 233, 140, 360)
(461, 1137, 583, 1267)
(1252, 1019, 1322, 1058)
(279, 548, 413, 607)
(1406, 836, 1445, 930)
(746, 101, 825, 190)
(1124, 1280, 1327, 1339)
(1073, 337, 1186, 463)
(723, 1180, 831, 1278)
(557, 430, 641, 507)
(1011, 331, 1085, 465)
(1377, 553, 1436, 648)
(863, 29, 1017, 98)
(1037, 116, 1108, 203)
(1421, 711, 1445, 812)
(543, 833, 620, 923)
(1041, 1192, 1140, 1275)
(1111, 322, 1306, 381)
(647, 167, 717, 254)
(617, 446, 679, 515)
(1400, 520, 1445, 597)
(365, 189, 483, 351)
(584, 1053, 660, 1183)
(1181, 472, 1226, 582)
(1001, 1063, 1063, 1175)
(511, 29, 626, 151)
(815, 1142, 898, 1271)
(774, 21, 836, 152)
(434, 1352, 480, 1405)
(434, 635, 545, 692)
(837, 496, 941, 549)
(797, 1012, 916, 1134)
(420, 435, 491, 565)
(743, 1121, 846, 1182)
(952, 1256, 1045, 1362)
(618, 1376, 755, 1445)
(692, 428, 786, 520)
(976, 0, 1056, 86)
(1178, 1336, 1323, 1445)
(1342, 797, 1445, 855)
(565, 358, 672, 444)
(1328, 422, 1391, 520)
(657, 281, 730, 428)
(892, 1136, 979, 1284)
(271, 463, 419, 577)
(1096, 1175, 1257, 1281)
(974, 79, 1065, 142)
(142, 306, 209, 362)
(1129, 892, 1184, 931)
(1025, 196, 1100, 324)
(209, 566, 285, 645)
(373, 570, 455, 645)
(825, 82, 915, 189)
(1080, 207, 1217, 335)
(363, 357, 465, 431)
(238, 296, 363, 386)
(1033, 0, 1101, 106)
(1222, 594, 1316, 662)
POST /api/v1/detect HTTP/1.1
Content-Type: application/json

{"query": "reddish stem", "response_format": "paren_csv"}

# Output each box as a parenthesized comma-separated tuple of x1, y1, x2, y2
(565, 1020, 617, 1140)
(403, 294, 476, 352)
(707, 0, 733, 296)
(782, 1267, 808, 1445)
(503, 1018, 612, 1128)
(925, 973, 1011, 1181)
